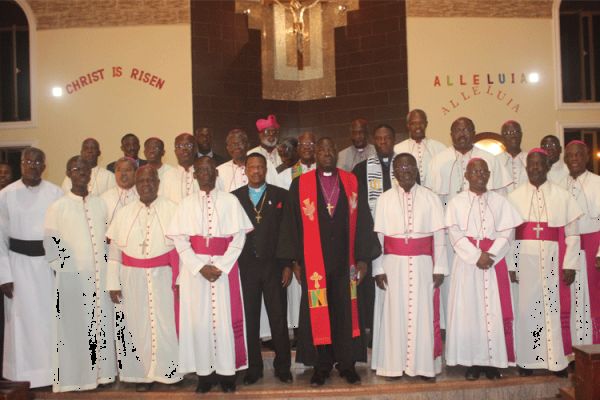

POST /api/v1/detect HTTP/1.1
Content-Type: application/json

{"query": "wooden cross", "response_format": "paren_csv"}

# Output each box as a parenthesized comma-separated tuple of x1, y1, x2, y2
(326, 202, 334, 216)
(533, 223, 544, 239)
(310, 271, 322, 289)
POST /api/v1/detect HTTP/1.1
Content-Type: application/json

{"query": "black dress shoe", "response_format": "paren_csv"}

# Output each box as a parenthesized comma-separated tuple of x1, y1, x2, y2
(339, 368, 361, 384)
(554, 368, 569, 378)
(484, 367, 502, 380)
(243, 371, 263, 385)
(310, 370, 329, 386)
(220, 381, 236, 393)
(195, 381, 214, 393)
(135, 382, 153, 392)
(420, 376, 436, 383)
(465, 366, 481, 381)
(275, 370, 293, 383)
(518, 367, 533, 377)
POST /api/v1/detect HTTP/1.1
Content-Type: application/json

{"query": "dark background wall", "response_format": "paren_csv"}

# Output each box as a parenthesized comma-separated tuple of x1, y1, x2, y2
(191, 0, 409, 156)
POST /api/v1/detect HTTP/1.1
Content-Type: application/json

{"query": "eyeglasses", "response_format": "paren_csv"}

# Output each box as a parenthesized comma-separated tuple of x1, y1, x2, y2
(175, 143, 194, 150)
(69, 167, 90, 174)
(299, 142, 315, 148)
(502, 130, 522, 137)
(21, 159, 43, 167)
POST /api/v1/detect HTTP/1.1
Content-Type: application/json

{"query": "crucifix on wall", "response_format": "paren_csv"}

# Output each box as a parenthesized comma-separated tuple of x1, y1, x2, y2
(236, 0, 358, 101)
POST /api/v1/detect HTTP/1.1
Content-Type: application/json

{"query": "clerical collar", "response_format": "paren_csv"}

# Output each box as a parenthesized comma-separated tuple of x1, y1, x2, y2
(356, 147, 365, 152)
(378, 154, 392, 165)
(318, 169, 337, 177)
(248, 183, 266, 206)
(198, 150, 213, 158)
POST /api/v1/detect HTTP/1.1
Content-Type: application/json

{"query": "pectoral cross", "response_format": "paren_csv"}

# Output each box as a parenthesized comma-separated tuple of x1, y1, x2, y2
(310, 271, 323, 289)
(326, 202, 334, 216)
(139, 240, 148, 254)
(255, 214, 262, 224)
(533, 223, 544, 239)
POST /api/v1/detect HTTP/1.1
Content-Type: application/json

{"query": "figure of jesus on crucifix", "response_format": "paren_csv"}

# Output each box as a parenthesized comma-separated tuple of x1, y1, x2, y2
(274, 0, 321, 70)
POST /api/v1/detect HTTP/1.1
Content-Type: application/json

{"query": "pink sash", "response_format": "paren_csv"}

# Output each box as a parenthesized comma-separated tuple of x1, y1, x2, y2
(581, 231, 600, 343)
(466, 237, 515, 363)
(383, 235, 442, 358)
(515, 222, 572, 355)
(189, 235, 247, 369)
(121, 249, 180, 335)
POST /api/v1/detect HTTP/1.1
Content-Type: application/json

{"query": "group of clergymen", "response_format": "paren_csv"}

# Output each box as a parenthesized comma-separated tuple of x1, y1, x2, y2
(0, 110, 599, 394)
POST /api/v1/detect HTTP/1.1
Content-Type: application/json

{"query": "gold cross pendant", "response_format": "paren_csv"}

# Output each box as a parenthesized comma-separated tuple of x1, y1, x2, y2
(326, 202, 334, 216)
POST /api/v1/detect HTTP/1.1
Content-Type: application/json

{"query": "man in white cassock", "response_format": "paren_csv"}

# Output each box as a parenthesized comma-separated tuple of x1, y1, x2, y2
(541, 135, 569, 184)
(498, 120, 528, 193)
(167, 156, 253, 393)
(144, 137, 173, 180)
(0, 148, 63, 388)
(445, 158, 523, 381)
(371, 153, 447, 380)
(561, 141, 600, 345)
(62, 138, 115, 195)
(106, 166, 182, 391)
(160, 133, 199, 203)
(507, 149, 582, 377)
(44, 156, 117, 392)
(248, 114, 283, 167)
(393, 109, 445, 186)
(101, 157, 139, 224)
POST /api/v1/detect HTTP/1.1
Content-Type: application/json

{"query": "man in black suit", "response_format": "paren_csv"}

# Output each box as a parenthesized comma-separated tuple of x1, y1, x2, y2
(107, 133, 147, 172)
(232, 153, 293, 385)
(194, 127, 227, 166)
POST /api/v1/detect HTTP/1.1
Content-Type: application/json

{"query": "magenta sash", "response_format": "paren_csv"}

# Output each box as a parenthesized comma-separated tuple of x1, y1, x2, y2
(581, 231, 600, 343)
(383, 235, 442, 358)
(189, 235, 246, 369)
(466, 237, 515, 362)
(121, 249, 180, 335)
(515, 222, 572, 355)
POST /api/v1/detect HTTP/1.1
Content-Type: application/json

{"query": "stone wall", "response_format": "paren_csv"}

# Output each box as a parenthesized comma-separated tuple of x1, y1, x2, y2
(406, 0, 552, 18)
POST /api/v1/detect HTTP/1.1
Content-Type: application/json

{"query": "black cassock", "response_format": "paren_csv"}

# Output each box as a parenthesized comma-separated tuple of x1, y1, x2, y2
(277, 173, 381, 371)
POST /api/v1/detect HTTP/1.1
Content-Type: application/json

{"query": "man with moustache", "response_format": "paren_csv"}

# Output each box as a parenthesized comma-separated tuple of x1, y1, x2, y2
(167, 157, 253, 393)
(107, 133, 147, 172)
(0, 148, 63, 388)
(541, 135, 569, 183)
(278, 137, 381, 386)
(62, 138, 116, 195)
(194, 127, 227, 166)
(394, 109, 446, 185)
(0, 163, 13, 191)
(507, 149, 582, 377)
(44, 156, 117, 392)
(371, 153, 447, 381)
(337, 119, 376, 171)
(160, 133, 199, 204)
(144, 137, 173, 180)
(101, 157, 139, 226)
(498, 120, 528, 192)
(232, 153, 293, 385)
(249, 115, 283, 168)
(560, 141, 600, 346)
(106, 166, 182, 391)
(445, 158, 522, 381)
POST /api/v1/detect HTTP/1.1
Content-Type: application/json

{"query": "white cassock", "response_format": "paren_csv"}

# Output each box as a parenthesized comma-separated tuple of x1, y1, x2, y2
(106, 197, 182, 383)
(507, 181, 582, 371)
(216, 159, 278, 338)
(548, 159, 569, 184)
(445, 191, 523, 368)
(336, 143, 376, 172)
(425, 146, 511, 327)
(157, 163, 174, 181)
(276, 161, 316, 330)
(560, 171, 600, 345)
(167, 189, 253, 376)
(497, 151, 528, 193)
(248, 145, 282, 168)
(43, 193, 117, 392)
(393, 138, 446, 187)
(62, 165, 115, 196)
(159, 165, 199, 204)
(0, 180, 63, 388)
(101, 186, 139, 225)
(371, 184, 448, 378)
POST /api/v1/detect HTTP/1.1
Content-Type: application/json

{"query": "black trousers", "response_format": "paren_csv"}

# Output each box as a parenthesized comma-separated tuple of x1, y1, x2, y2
(239, 256, 291, 374)
(197, 372, 235, 384)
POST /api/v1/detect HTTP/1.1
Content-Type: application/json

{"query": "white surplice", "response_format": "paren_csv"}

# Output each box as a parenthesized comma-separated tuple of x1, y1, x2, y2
(61, 165, 115, 196)
(507, 181, 582, 371)
(248, 145, 282, 168)
(393, 138, 446, 187)
(167, 189, 253, 376)
(106, 197, 182, 383)
(548, 159, 569, 184)
(101, 186, 139, 226)
(216, 160, 278, 193)
(560, 171, 600, 345)
(445, 191, 523, 368)
(0, 180, 63, 388)
(156, 163, 174, 181)
(497, 151, 528, 193)
(43, 193, 117, 392)
(371, 184, 448, 378)
(159, 165, 199, 204)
